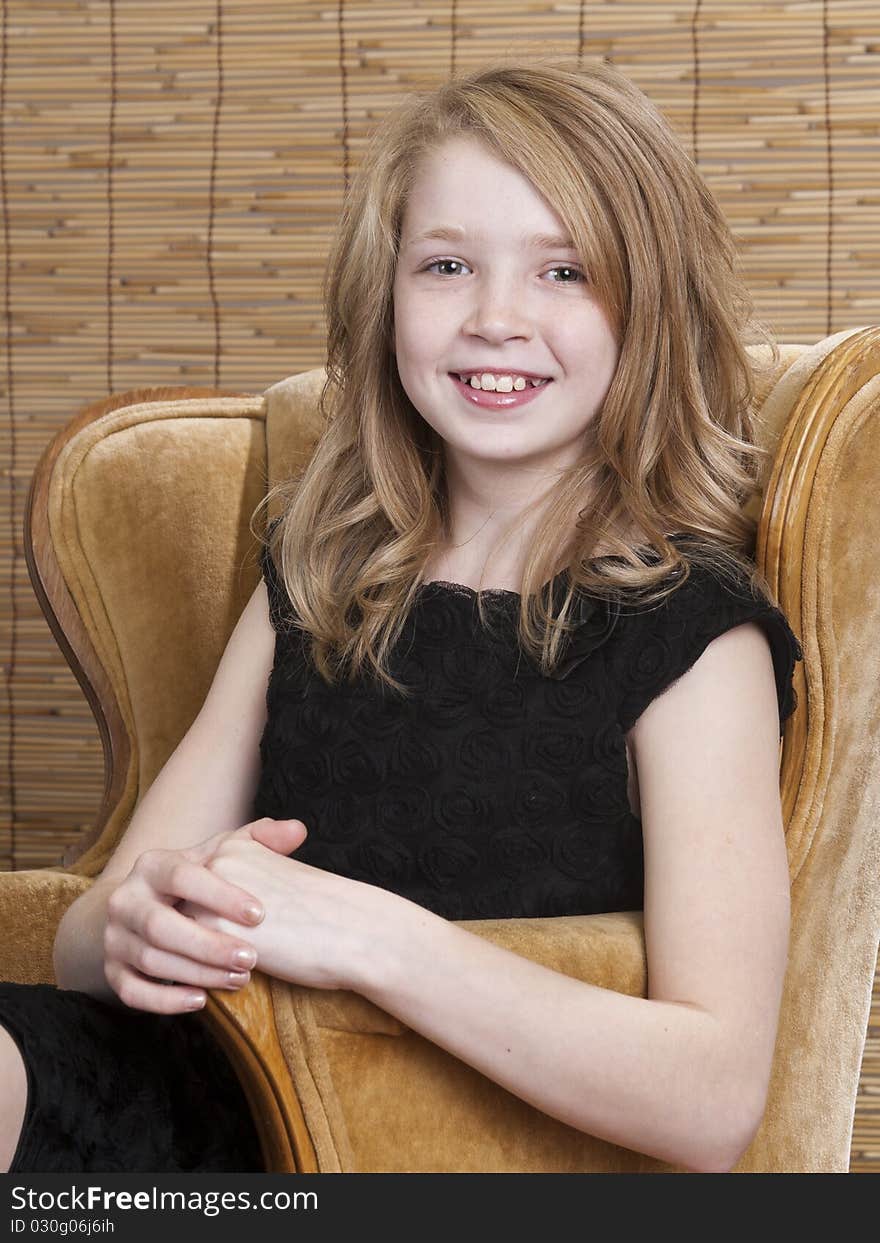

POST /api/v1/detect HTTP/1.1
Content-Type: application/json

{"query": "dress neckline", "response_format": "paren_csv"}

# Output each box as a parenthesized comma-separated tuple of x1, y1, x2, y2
(417, 578, 535, 600)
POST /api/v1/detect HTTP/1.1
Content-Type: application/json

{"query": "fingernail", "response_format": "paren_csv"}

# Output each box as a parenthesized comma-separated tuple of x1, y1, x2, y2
(185, 992, 205, 1009)
(226, 971, 250, 986)
(232, 947, 257, 969)
(243, 903, 264, 923)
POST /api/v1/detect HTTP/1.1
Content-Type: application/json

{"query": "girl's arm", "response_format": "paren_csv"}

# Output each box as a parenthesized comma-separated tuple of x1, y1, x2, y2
(53, 581, 278, 1010)
(346, 621, 789, 1174)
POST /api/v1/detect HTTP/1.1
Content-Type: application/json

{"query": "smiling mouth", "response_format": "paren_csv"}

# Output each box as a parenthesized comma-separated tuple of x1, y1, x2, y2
(451, 373, 552, 390)
(447, 373, 553, 409)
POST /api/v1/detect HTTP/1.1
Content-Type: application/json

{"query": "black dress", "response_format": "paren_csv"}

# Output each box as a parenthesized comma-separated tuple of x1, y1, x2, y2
(0, 533, 804, 1171)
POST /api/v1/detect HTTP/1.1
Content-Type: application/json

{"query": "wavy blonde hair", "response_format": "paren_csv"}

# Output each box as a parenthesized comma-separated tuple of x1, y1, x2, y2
(253, 56, 778, 696)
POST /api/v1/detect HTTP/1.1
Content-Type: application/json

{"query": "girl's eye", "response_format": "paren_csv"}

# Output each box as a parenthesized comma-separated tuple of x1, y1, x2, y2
(420, 259, 584, 284)
(423, 259, 470, 277)
(546, 265, 584, 284)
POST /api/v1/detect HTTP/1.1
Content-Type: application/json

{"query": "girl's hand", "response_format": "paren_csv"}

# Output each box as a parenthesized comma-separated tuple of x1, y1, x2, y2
(181, 819, 389, 994)
(102, 818, 308, 1014)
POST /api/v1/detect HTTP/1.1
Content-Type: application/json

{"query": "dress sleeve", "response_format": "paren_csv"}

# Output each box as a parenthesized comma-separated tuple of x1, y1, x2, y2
(615, 561, 804, 738)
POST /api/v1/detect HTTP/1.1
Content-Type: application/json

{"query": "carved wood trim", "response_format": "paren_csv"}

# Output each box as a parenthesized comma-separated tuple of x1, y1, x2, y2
(204, 975, 319, 1174)
(755, 326, 880, 871)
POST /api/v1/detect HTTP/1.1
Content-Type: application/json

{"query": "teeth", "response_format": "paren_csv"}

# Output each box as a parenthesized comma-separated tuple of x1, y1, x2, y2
(456, 373, 548, 391)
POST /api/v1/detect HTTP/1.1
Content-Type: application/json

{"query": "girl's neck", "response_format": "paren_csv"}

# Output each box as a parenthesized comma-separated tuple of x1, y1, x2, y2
(422, 522, 646, 594)
(420, 549, 524, 594)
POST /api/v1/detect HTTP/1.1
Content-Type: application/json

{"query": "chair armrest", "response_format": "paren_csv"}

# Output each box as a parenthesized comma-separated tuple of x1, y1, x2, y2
(0, 870, 92, 985)
(204, 909, 647, 1173)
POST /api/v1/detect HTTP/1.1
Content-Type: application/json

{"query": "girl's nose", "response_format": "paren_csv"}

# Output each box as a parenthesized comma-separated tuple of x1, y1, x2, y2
(463, 281, 533, 342)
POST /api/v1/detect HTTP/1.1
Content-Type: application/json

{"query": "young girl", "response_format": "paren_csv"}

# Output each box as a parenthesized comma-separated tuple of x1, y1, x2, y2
(0, 57, 803, 1174)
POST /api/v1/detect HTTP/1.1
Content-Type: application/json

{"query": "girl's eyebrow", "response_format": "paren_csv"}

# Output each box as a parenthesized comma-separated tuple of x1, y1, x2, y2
(405, 225, 577, 250)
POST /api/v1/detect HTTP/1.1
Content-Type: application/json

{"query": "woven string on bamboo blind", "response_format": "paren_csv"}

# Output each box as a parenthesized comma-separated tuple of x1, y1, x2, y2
(1, 0, 878, 1168)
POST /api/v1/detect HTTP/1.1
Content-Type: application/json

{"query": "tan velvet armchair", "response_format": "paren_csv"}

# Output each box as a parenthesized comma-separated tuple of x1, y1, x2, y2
(2, 327, 879, 1172)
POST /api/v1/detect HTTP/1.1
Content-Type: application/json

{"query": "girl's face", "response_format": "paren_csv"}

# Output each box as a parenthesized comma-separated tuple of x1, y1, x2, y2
(393, 136, 620, 482)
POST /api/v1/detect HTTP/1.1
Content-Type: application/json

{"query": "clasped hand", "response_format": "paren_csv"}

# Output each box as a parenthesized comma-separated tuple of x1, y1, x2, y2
(103, 818, 380, 1014)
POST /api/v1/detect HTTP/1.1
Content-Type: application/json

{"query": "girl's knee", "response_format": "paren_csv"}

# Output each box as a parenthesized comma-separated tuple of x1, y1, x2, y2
(0, 1022, 28, 1172)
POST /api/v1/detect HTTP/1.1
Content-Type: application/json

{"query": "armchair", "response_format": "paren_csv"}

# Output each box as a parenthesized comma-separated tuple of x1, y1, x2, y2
(2, 328, 879, 1172)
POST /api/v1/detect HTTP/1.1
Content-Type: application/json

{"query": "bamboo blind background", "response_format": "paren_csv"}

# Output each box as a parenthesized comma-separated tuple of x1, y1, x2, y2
(1, 1, 878, 1171)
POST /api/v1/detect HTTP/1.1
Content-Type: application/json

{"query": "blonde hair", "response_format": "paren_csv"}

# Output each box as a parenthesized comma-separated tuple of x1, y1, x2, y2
(254, 56, 778, 696)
